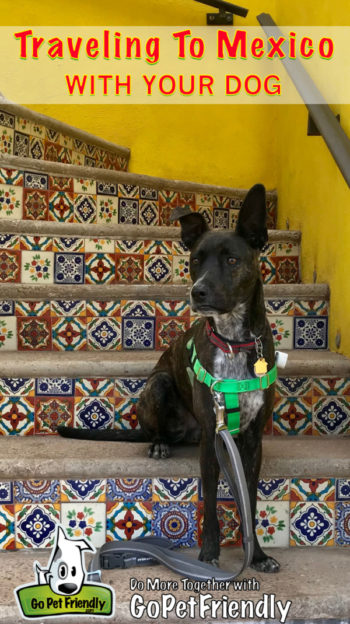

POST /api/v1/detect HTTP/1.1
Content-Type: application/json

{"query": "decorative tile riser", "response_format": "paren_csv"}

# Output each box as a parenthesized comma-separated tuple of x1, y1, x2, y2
(0, 111, 128, 171)
(1, 477, 349, 550)
(0, 376, 348, 436)
(0, 234, 299, 285)
(0, 300, 327, 351)
(0, 168, 277, 228)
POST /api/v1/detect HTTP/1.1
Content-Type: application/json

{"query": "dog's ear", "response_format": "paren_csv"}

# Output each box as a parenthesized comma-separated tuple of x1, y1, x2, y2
(170, 206, 209, 250)
(236, 184, 268, 250)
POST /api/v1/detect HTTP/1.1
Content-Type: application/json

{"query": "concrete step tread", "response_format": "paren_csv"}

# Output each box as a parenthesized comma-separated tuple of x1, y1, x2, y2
(1, 548, 349, 623)
(0, 219, 297, 241)
(0, 436, 349, 480)
(0, 282, 329, 300)
(0, 349, 347, 378)
(0, 98, 130, 160)
(0, 154, 278, 200)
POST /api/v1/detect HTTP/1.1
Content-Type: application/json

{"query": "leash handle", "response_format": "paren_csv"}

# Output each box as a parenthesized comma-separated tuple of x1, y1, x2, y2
(88, 432, 254, 582)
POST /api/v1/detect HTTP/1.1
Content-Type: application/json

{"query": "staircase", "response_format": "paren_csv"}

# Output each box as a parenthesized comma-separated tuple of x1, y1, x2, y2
(0, 101, 349, 623)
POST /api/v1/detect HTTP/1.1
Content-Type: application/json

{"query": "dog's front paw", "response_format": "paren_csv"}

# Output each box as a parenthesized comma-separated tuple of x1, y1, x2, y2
(148, 442, 170, 460)
(250, 555, 280, 573)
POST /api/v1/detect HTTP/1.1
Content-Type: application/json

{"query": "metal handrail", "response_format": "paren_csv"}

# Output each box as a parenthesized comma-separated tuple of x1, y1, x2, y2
(194, 0, 248, 18)
(257, 12, 350, 188)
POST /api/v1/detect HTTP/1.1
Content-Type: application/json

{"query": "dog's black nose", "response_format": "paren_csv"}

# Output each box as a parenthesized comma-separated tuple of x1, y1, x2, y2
(191, 283, 209, 302)
(58, 583, 78, 594)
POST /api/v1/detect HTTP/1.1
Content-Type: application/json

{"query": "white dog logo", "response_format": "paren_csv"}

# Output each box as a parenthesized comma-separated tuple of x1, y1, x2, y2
(34, 525, 94, 596)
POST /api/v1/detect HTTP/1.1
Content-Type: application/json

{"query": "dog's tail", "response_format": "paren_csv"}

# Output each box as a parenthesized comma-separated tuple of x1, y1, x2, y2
(57, 425, 148, 442)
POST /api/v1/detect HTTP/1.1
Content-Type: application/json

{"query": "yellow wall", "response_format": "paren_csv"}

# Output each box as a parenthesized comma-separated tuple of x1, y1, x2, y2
(3, 0, 277, 188)
(274, 1, 350, 355)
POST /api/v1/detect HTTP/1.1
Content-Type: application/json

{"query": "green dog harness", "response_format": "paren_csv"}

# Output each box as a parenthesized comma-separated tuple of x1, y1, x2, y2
(186, 337, 277, 436)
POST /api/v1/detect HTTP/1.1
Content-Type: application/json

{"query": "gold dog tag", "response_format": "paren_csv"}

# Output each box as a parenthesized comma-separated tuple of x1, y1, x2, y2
(254, 357, 268, 377)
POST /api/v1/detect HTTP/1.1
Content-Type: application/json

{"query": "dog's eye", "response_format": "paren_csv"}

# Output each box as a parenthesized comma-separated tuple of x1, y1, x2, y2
(191, 258, 200, 265)
(58, 563, 68, 579)
(228, 257, 238, 265)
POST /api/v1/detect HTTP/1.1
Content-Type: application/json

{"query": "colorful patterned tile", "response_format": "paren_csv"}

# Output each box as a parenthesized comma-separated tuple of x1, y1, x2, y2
(172, 240, 189, 255)
(20, 236, 52, 251)
(44, 141, 60, 162)
(73, 178, 97, 194)
(85, 238, 114, 253)
(23, 171, 48, 190)
(0, 125, 14, 155)
(54, 253, 85, 284)
(35, 378, 74, 397)
(86, 301, 120, 317)
(115, 397, 139, 430)
(0, 396, 34, 434)
(294, 300, 329, 316)
(122, 317, 155, 350)
(96, 181, 118, 195)
(0, 378, 33, 396)
(173, 255, 190, 284)
(46, 128, 59, 142)
(121, 300, 155, 318)
(74, 397, 114, 429)
(274, 256, 300, 283)
(52, 237, 84, 252)
(85, 253, 115, 284)
(268, 316, 293, 349)
(0, 111, 15, 129)
(313, 377, 350, 397)
(197, 501, 241, 547)
(74, 193, 97, 223)
(114, 378, 147, 398)
(229, 208, 239, 229)
(29, 137, 44, 160)
(156, 317, 189, 350)
(115, 254, 144, 283)
(0, 482, 13, 503)
(51, 300, 86, 317)
(107, 500, 152, 541)
(35, 397, 73, 433)
(159, 191, 178, 225)
(107, 479, 152, 502)
(276, 377, 312, 397)
(48, 176, 73, 192)
(265, 300, 294, 315)
(118, 184, 139, 198)
(155, 300, 190, 317)
(52, 317, 86, 351)
(61, 503, 106, 547)
(17, 317, 51, 351)
(213, 208, 229, 229)
(115, 240, 144, 254)
(0, 317, 17, 350)
(139, 200, 159, 225)
(13, 131, 29, 157)
(179, 192, 195, 210)
(0, 504, 15, 550)
(153, 479, 198, 502)
(48, 190, 74, 222)
(273, 395, 312, 435)
(0, 234, 20, 250)
(21, 251, 54, 283)
(96, 195, 119, 223)
(276, 241, 299, 256)
(195, 192, 212, 207)
(31, 123, 45, 138)
(257, 479, 290, 501)
(0, 301, 14, 316)
(260, 257, 276, 284)
(197, 205, 213, 227)
(152, 502, 197, 547)
(87, 317, 121, 350)
(16, 503, 59, 548)
(118, 198, 138, 224)
(294, 317, 328, 349)
(255, 502, 289, 547)
(23, 189, 48, 220)
(61, 480, 106, 502)
(16, 117, 31, 132)
(144, 240, 172, 255)
(290, 502, 334, 546)
(335, 502, 350, 545)
(313, 397, 350, 435)
(291, 479, 335, 502)
(75, 378, 114, 397)
(0, 184, 22, 219)
(14, 480, 60, 503)
(336, 479, 350, 501)
(59, 133, 73, 149)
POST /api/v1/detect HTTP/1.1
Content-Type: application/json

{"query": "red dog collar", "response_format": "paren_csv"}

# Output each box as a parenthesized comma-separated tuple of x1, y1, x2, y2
(205, 321, 256, 355)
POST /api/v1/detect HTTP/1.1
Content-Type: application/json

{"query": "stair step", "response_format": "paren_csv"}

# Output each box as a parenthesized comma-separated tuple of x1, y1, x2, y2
(1, 548, 350, 623)
(0, 437, 349, 480)
(0, 155, 278, 229)
(0, 98, 130, 171)
(0, 349, 347, 378)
